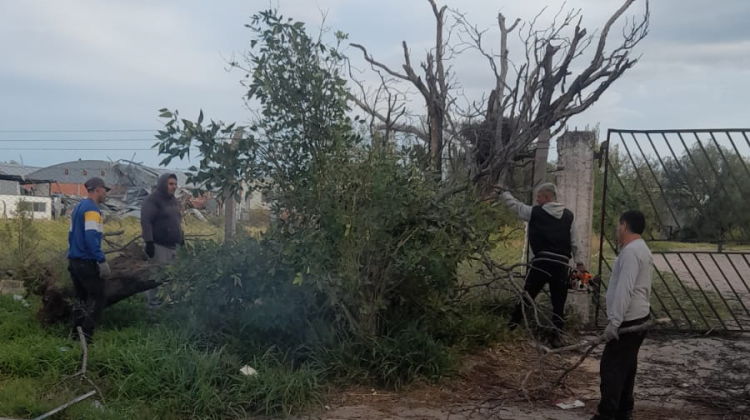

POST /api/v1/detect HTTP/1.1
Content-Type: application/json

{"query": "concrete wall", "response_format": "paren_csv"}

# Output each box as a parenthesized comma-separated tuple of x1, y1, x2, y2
(50, 183, 88, 196)
(0, 180, 19, 195)
(0, 195, 53, 220)
(556, 131, 596, 267)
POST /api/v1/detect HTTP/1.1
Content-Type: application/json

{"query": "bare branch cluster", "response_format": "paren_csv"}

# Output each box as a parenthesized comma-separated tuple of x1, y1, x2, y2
(348, 0, 650, 190)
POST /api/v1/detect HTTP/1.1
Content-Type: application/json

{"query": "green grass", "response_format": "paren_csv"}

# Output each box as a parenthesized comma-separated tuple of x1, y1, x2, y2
(0, 295, 325, 419)
(0, 215, 227, 270)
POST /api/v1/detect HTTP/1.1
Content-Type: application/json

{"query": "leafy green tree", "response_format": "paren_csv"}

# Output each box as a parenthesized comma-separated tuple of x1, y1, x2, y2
(156, 9, 503, 346)
(660, 142, 750, 245)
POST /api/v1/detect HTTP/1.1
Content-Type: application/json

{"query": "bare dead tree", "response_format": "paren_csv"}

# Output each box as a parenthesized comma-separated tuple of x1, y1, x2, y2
(346, 61, 416, 152)
(475, 0, 650, 192)
(349, 0, 649, 192)
(351, 0, 454, 175)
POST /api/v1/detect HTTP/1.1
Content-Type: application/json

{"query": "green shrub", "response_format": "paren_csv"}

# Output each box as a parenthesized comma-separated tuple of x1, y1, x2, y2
(164, 237, 315, 351)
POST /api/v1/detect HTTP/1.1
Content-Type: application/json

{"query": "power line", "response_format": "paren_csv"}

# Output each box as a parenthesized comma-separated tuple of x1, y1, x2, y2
(0, 129, 158, 133)
(0, 138, 233, 142)
(0, 139, 157, 142)
(0, 148, 158, 151)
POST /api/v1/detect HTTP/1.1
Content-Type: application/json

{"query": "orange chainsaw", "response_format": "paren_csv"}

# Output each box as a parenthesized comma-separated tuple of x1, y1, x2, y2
(569, 269, 592, 291)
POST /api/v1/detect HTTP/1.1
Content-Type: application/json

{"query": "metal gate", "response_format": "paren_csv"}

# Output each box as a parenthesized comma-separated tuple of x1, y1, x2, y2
(595, 129, 750, 332)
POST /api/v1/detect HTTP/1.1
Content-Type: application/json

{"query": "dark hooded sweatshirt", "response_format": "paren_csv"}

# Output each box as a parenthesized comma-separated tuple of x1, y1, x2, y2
(141, 173, 183, 249)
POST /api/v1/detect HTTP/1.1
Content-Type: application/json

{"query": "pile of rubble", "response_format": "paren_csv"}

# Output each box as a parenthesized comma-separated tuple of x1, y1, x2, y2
(58, 187, 206, 220)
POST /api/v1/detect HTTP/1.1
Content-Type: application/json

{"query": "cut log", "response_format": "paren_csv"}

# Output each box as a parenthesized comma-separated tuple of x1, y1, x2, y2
(35, 243, 163, 325)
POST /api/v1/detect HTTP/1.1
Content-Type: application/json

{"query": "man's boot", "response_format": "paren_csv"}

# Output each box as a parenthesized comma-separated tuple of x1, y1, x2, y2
(546, 329, 564, 349)
(590, 414, 614, 420)
(615, 411, 633, 420)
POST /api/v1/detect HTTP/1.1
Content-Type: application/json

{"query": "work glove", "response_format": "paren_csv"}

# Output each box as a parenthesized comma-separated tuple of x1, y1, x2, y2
(603, 322, 619, 342)
(145, 241, 155, 258)
(98, 261, 112, 280)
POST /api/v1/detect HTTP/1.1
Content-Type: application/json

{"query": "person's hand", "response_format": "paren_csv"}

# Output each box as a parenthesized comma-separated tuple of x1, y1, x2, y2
(576, 262, 588, 273)
(493, 182, 509, 194)
(145, 241, 155, 258)
(98, 261, 111, 280)
(603, 322, 619, 341)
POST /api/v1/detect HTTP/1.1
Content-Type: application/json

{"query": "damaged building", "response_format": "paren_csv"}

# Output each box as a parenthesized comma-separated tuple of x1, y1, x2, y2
(1, 160, 269, 221)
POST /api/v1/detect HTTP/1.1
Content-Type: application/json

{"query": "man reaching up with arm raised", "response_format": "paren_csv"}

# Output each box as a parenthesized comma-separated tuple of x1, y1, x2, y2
(497, 182, 586, 348)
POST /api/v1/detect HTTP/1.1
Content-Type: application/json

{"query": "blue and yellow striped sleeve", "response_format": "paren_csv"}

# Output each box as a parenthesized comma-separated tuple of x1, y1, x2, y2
(83, 207, 105, 263)
(84, 210, 103, 232)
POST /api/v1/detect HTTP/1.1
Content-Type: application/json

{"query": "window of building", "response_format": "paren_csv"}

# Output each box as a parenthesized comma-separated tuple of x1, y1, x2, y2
(17, 201, 47, 213)
(101, 170, 106, 176)
(82, 170, 88, 176)
(63, 168, 69, 175)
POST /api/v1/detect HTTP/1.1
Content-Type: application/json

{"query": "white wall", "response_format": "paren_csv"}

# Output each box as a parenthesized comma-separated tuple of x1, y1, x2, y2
(0, 195, 53, 220)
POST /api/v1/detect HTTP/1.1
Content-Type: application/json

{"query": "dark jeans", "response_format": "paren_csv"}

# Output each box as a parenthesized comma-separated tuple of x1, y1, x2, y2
(597, 315, 649, 417)
(68, 259, 105, 341)
(510, 259, 570, 336)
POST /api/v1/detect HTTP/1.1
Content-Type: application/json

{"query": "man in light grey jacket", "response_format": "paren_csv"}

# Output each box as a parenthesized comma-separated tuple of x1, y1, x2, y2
(592, 210, 652, 420)
(498, 182, 586, 348)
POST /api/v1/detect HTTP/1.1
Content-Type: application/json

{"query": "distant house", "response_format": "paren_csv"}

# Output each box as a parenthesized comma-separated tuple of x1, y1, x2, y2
(26, 160, 122, 196)
(4, 159, 270, 219)
(23, 160, 212, 215)
(0, 174, 53, 220)
(0, 162, 43, 195)
(24, 159, 199, 196)
(0, 162, 41, 177)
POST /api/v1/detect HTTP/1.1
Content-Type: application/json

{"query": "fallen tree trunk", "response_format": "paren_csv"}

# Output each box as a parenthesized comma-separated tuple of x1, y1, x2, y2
(35, 243, 162, 325)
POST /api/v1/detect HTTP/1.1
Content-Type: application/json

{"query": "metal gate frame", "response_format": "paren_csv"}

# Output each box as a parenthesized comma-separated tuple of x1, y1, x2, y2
(595, 128, 750, 332)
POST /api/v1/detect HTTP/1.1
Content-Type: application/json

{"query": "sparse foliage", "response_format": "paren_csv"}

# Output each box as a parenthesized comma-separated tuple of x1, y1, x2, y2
(349, 0, 650, 192)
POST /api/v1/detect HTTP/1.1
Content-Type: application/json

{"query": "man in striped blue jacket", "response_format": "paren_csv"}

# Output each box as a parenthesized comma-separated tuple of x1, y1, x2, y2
(68, 177, 111, 342)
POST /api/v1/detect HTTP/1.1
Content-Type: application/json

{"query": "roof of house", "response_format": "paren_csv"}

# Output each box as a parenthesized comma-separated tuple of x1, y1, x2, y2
(0, 174, 54, 185)
(113, 160, 194, 189)
(26, 160, 119, 185)
(25, 159, 196, 190)
(0, 163, 41, 177)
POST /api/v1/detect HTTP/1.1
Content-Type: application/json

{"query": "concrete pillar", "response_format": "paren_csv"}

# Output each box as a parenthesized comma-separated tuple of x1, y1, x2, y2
(533, 129, 551, 188)
(224, 130, 242, 241)
(556, 130, 596, 325)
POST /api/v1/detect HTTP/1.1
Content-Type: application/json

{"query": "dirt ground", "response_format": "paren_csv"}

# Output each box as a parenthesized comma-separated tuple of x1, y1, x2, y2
(298, 333, 750, 420)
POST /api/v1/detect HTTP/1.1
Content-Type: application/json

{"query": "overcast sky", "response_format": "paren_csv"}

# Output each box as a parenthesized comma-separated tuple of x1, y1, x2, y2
(1, 0, 748, 169)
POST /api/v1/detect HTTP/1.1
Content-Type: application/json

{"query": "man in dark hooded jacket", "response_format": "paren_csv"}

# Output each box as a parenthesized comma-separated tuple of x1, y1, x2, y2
(140, 173, 183, 307)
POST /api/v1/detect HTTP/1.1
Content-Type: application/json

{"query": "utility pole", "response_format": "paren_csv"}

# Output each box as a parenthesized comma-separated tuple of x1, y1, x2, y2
(224, 130, 242, 241)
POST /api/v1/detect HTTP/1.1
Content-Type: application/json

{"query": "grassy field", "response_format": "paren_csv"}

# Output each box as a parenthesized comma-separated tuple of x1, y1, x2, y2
(0, 213, 268, 273)
(0, 294, 325, 420)
(2, 214, 746, 417)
